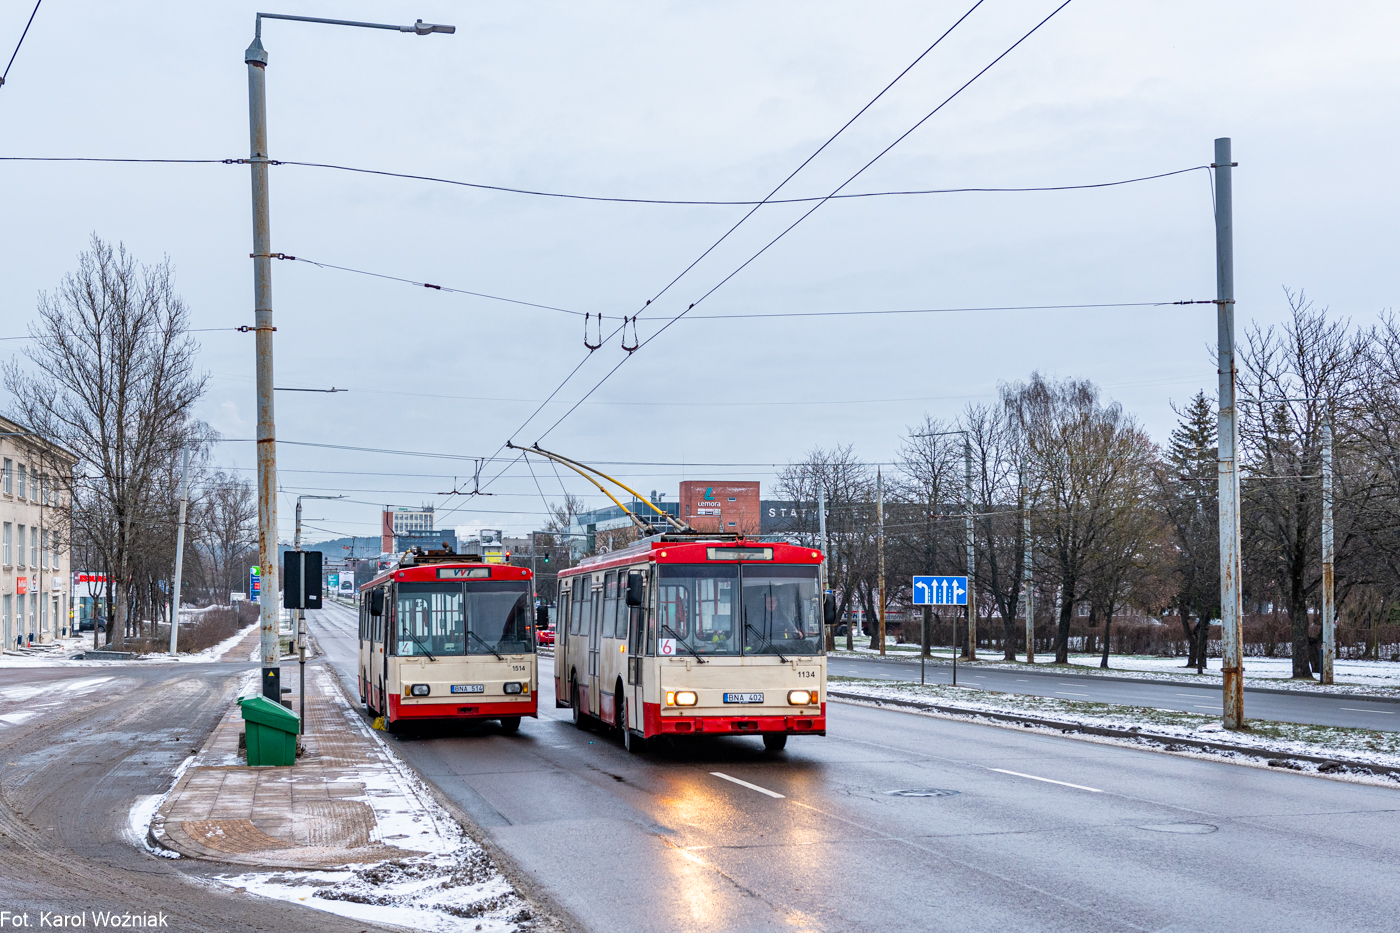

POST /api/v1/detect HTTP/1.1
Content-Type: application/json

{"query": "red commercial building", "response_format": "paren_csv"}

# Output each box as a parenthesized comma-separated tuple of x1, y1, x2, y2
(678, 481, 760, 534)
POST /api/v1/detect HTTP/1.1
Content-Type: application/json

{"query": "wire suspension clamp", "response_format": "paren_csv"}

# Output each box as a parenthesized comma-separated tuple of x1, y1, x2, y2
(237, 325, 278, 333)
(250, 252, 297, 260)
(621, 315, 639, 352)
(583, 313, 602, 350)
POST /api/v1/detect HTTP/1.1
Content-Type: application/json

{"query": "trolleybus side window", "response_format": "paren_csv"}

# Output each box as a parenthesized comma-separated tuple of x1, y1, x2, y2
(571, 580, 585, 635)
(740, 565, 823, 656)
(602, 572, 618, 639)
(645, 572, 657, 656)
(657, 564, 739, 656)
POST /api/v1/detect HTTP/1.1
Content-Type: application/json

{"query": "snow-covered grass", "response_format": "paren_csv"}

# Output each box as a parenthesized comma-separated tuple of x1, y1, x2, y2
(830, 676, 1400, 779)
(828, 645, 1400, 695)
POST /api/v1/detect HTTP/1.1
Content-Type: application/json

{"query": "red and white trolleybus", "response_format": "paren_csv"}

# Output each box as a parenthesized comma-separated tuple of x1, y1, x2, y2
(556, 535, 826, 752)
(358, 549, 538, 732)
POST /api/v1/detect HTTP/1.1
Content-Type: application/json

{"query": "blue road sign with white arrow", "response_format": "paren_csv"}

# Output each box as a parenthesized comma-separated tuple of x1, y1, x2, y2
(912, 575, 967, 606)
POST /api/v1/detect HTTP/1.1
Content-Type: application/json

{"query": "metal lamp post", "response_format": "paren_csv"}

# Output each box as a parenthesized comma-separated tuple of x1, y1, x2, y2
(245, 12, 454, 700)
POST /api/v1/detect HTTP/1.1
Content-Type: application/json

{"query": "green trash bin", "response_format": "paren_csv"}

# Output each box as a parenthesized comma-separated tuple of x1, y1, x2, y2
(238, 695, 300, 766)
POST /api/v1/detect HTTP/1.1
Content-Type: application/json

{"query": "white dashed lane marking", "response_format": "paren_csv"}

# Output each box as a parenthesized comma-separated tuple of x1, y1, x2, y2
(711, 772, 785, 798)
(989, 769, 1103, 793)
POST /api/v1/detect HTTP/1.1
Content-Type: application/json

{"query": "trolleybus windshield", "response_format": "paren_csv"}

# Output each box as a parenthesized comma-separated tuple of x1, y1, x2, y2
(740, 565, 822, 656)
(397, 581, 533, 657)
(656, 563, 824, 657)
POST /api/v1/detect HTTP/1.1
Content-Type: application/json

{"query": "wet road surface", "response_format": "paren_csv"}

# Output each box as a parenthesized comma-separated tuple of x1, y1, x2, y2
(311, 602, 1400, 933)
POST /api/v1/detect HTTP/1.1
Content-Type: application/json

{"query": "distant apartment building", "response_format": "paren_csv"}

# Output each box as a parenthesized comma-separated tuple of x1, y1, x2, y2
(1, 416, 77, 647)
(381, 506, 434, 554)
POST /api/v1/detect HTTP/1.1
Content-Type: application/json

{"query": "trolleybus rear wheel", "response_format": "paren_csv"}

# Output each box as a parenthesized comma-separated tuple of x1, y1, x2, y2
(763, 733, 788, 753)
(499, 716, 521, 735)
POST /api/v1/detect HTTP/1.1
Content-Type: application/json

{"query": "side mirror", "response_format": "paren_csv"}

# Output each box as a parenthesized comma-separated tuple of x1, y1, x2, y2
(626, 572, 645, 607)
(369, 590, 385, 617)
(823, 593, 837, 626)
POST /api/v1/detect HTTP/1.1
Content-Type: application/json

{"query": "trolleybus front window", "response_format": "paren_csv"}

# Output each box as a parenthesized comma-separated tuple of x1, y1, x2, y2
(397, 584, 465, 656)
(657, 565, 739, 656)
(741, 565, 823, 656)
(465, 582, 534, 655)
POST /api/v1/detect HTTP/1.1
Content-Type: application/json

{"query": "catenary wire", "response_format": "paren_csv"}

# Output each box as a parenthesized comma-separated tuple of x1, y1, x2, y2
(491, 0, 993, 456)
(533, 0, 1078, 444)
(1, 0, 42, 88)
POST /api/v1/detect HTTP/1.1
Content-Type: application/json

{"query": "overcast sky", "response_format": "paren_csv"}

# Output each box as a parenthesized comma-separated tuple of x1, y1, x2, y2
(3, 1, 1397, 546)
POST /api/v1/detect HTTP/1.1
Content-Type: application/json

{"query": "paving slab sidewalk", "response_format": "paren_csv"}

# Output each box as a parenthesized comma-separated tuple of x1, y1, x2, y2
(150, 661, 456, 869)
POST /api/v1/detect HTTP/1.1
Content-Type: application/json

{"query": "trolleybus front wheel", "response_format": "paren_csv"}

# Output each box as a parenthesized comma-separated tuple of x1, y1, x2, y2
(570, 676, 586, 730)
(763, 733, 788, 753)
(499, 716, 521, 735)
(622, 699, 646, 754)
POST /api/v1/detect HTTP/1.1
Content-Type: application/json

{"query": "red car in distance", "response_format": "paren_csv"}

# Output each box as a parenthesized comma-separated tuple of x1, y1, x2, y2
(536, 625, 555, 647)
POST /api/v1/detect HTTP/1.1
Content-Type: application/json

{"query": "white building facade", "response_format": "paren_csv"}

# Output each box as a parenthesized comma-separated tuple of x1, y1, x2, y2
(1, 416, 75, 647)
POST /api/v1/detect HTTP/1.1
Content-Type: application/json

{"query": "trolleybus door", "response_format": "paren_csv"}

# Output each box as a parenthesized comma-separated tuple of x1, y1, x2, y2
(588, 578, 602, 716)
(626, 569, 647, 732)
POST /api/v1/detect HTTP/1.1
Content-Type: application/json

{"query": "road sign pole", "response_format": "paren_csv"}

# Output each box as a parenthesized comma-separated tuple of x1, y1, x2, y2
(168, 446, 190, 655)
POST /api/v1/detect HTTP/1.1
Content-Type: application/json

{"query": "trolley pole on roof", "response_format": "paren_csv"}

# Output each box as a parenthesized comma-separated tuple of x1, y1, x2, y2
(1214, 136, 1245, 729)
(243, 11, 454, 701)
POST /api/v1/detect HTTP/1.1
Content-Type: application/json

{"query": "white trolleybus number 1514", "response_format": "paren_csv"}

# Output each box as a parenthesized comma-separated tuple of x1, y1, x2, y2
(557, 536, 827, 753)
(358, 550, 538, 733)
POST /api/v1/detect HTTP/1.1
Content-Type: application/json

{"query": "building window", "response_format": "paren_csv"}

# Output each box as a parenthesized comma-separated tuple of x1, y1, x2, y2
(2, 595, 10, 643)
(2, 459, 10, 495)
(16, 464, 25, 500)
(30, 530, 38, 569)
(15, 526, 24, 569)
(2, 523, 9, 566)
(41, 531, 49, 569)
(29, 470, 38, 502)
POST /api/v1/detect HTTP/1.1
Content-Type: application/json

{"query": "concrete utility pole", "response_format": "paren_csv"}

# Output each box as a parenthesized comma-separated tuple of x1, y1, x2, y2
(964, 438, 976, 661)
(1023, 512, 1033, 664)
(877, 467, 886, 657)
(1321, 412, 1335, 685)
(245, 11, 453, 700)
(168, 447, 190, 655)
(1214, 136, 1245, 729)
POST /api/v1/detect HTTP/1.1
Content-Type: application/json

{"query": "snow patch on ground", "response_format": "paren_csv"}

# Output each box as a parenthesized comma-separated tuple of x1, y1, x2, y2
(828, 647, 1400, 695)
(830, 679, 1400, 780)
(223, 849, 530, 933)
(211, 667, 532, 929)
(125, 755, 194, 858)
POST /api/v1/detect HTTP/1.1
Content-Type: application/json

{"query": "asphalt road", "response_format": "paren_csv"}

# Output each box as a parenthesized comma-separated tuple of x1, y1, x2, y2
(827, 653, 1400, 731)
(310, 602, 1400, 933)
(0, 654, 404, 933)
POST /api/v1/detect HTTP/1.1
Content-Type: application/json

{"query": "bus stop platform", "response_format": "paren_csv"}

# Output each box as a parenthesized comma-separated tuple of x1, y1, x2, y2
(149, 662, 457, 869)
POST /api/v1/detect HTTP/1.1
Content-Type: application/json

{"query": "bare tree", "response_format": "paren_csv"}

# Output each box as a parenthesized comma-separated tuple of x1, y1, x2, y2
(198, 470, 257, 604)
(893, 417, 963, 657)
(4, 235, 207, 648)
(1238, 290, 1367, 678)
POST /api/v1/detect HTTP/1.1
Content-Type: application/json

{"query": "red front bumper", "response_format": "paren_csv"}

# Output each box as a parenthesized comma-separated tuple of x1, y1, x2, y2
(642, 702, 825, 737)
(388, 695, 538, 721)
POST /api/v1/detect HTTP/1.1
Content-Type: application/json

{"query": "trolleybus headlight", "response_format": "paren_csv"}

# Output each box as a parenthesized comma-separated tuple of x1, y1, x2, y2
(410, 683, 431, 697)
(787, 689, 813, 706)
(504, 682, 524, 695)
(673, 690, 698, 707)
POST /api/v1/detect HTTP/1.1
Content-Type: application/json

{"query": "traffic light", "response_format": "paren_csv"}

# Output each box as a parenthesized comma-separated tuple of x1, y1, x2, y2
(543, 552, 550, 563)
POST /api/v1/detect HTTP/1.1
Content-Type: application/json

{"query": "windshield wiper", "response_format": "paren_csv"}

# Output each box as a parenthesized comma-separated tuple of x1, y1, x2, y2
(403, 629, 436, 661)
(661, 624, 706, 663)
(745, 621, 788, 662)
(467, 629, 504, 660)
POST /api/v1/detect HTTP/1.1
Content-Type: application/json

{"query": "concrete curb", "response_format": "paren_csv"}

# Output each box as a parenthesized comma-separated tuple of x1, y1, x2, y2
(828, 655, 1400, 704)
(828, 689, 1400, 781)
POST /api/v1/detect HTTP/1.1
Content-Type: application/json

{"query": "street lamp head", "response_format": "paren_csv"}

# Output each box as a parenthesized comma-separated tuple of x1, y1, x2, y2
(410, 19, 455, 35)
